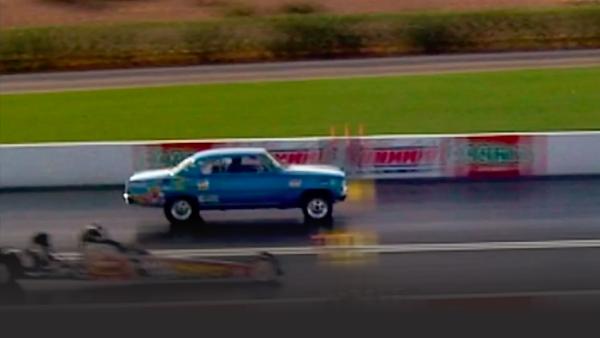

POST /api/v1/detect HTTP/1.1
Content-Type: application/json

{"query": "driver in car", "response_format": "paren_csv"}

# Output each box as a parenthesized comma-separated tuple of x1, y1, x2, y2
(79, 224, 139, 279)
(25, 233, 58, 271)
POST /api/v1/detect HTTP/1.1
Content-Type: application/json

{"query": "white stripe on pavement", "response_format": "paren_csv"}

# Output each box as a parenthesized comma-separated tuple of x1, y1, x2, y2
(55, 239, 600, 259)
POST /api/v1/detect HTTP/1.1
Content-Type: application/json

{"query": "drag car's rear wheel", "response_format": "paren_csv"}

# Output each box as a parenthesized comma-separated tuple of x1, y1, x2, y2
(164, 197, 200, 226)
(0, 261, 14, 286)
(302, 193, 333, 226)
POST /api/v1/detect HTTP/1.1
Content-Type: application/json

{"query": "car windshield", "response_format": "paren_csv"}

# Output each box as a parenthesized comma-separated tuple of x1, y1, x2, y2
(171, 156, 196, 174)
(265, 152, 284, 170)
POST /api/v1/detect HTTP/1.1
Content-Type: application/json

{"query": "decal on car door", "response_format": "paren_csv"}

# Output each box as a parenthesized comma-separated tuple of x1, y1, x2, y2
(197, 179, 210, 191)
(198, 195, 219, 203)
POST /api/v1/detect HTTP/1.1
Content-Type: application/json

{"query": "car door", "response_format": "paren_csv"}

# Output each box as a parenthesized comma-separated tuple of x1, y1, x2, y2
(169, 157, 222, 208)
(206, 154, 288, 208)
(188, 156, 232, 208)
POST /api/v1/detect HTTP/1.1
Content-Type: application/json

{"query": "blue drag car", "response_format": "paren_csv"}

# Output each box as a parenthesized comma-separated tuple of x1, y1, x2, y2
(124, 148, 347, 226)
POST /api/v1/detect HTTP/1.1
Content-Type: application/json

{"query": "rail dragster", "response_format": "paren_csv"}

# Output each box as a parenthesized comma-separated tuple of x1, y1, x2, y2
(0, 226, 282, 287)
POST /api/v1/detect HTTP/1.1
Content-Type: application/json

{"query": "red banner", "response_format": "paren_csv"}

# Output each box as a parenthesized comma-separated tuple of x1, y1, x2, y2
(272, 150, 323, 165)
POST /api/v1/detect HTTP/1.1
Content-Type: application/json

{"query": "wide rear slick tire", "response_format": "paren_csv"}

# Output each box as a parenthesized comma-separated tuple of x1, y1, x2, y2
(302, 193, 333, 226)
(164, 197, 201, 227)
(0, 253, 26, 305)
(0, 256, 17, 287)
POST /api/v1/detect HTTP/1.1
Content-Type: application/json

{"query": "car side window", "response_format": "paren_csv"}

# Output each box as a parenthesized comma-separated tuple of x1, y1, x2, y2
(258, 154, 277, 172)
(226, 155, 268, 174)
(200, 157, 232, 175)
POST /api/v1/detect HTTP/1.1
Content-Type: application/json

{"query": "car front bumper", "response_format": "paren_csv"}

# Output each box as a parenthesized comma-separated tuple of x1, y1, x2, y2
(338, 182, 347, 201)
(123, 192, 165, 207)
(336, 192, 347, 202)
(123, 193, 133, 204)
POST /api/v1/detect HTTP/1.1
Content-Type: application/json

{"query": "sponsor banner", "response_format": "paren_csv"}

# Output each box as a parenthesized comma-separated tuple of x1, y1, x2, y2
(134, 141, 217, 171)
(134, 139, 339, 171)
(349, 137, 444, 178)
(220, 139, 339, 167)
(446, 135, 546, 178)
(131, 134, 546, 179)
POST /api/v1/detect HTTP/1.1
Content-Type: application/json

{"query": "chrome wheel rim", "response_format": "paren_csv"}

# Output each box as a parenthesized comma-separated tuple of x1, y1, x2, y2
(171, 200, 193, 221)
(307, 198, 329, 219)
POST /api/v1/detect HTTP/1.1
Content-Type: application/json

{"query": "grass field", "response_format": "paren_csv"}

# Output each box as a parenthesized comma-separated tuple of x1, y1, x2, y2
(3, 0, 570, 28)
(6, 8, 600, 73)
(1, 66, 599, 143)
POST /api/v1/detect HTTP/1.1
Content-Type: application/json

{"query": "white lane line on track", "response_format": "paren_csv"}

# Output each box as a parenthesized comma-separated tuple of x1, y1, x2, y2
(55, 239, 600, 259)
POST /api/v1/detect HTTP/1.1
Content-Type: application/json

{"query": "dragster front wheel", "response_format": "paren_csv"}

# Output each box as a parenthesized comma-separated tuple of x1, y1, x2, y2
(251, 253, 282, 282)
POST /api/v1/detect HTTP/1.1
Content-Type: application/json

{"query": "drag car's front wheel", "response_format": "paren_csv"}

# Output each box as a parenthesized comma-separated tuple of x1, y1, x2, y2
(164, 197, 200, 226)
(302, 193, 333, 226)
(251, 254, 280, 282)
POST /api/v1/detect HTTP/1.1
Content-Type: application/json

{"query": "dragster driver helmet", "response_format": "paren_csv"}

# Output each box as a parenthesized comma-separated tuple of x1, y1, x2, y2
(80, 223, 109, 243)
(32, 232, 51, 248)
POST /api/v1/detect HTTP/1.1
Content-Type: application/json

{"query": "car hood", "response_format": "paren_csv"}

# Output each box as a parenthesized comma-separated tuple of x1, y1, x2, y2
(129, 168, 173, 182)
(284, 164, 345, 177)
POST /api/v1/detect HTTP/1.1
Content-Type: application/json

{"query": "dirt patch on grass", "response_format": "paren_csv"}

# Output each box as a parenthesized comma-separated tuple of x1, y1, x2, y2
(0, 0, 576, 28)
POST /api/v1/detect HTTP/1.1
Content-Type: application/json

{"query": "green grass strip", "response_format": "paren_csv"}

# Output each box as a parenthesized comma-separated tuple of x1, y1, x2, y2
(1, 67, 599, 143)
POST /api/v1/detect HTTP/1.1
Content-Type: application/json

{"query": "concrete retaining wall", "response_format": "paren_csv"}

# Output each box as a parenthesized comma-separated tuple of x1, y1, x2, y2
(1, 132, 598, 189)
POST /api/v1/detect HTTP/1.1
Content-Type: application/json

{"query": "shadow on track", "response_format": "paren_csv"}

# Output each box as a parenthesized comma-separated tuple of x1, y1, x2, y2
(134, 217, 343, 248)
(20, 279, 284, 306)
(0, 283, 26, 305)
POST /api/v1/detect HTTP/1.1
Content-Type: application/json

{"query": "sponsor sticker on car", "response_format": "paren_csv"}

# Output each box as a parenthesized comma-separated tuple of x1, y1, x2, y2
(170, 261, 246, 278)
(198, 195, 219, 203)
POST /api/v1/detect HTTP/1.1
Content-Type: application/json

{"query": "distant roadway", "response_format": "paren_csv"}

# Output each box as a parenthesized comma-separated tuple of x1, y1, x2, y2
(1, 49, 599, 93)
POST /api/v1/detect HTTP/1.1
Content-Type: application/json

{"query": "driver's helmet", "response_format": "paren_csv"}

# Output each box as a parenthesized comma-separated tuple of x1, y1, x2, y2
(80, 223, 110, 244)
(32, 232, 51, 249)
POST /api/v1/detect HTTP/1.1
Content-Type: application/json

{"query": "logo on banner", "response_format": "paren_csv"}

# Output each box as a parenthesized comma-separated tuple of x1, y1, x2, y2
(144, 142, 215, 168)
(139, 142, 327, 169)
(357, 146, 440, 174)
(272, 149, 322, 165)
(452, 135, 535, 178)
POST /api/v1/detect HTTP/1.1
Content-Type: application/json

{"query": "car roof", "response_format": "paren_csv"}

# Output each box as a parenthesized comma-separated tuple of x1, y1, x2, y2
(193, 147, 268, 159)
